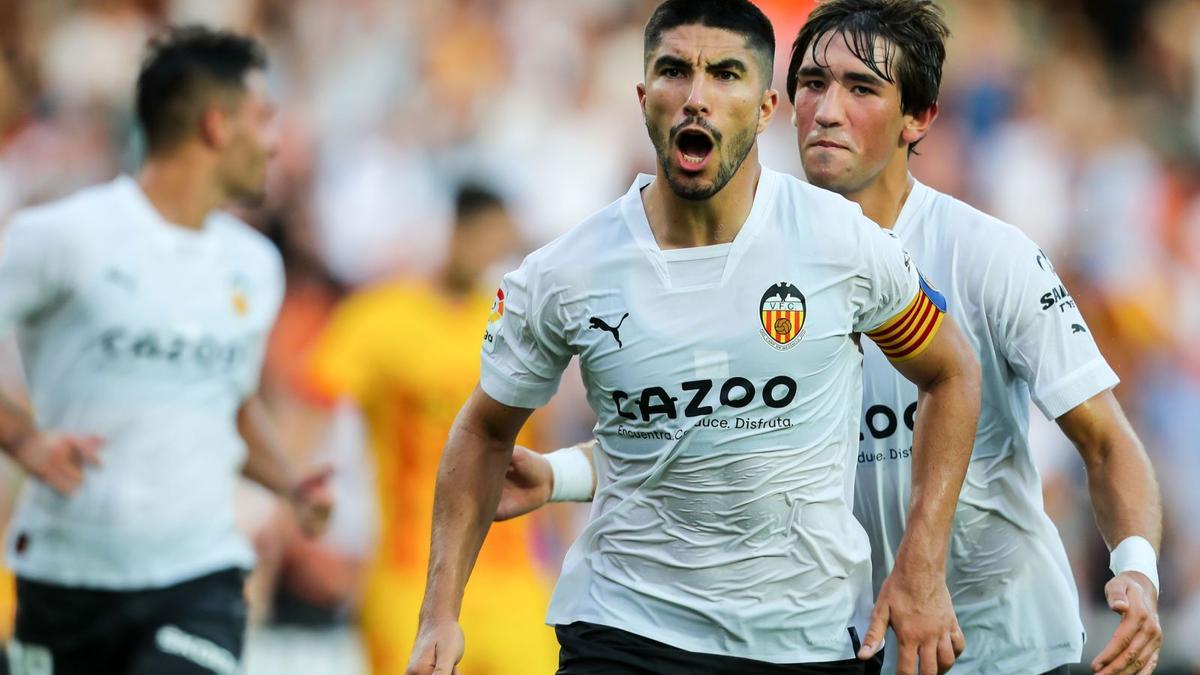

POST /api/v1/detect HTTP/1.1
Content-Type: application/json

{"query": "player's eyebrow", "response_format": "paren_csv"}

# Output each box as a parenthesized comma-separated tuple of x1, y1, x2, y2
(795, 65, 828, 80)
(842, 70, 887, 88)
(652, 54, 692, 72)
(707, 58, 747, 74)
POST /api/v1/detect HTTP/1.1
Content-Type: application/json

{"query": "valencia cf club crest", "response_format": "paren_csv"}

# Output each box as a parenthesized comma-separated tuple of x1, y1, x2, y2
(759, 282, 806, 351)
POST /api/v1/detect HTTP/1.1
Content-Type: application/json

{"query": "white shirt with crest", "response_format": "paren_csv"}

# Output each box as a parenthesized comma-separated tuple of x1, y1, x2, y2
(0, 176, 283, 589)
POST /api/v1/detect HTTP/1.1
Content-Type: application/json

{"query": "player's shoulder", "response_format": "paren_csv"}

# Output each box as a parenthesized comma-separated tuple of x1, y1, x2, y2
(772, 170, 879, 242)
(4, 176, 128, 240)
(519, 188, 632, 278)
(920, 186, 1040, 259)
(209, 211, 283, 273)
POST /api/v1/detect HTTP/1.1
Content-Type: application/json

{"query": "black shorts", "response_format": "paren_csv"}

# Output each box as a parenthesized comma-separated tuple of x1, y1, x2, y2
(555, 622, 884, 675)
(8, 568, 247, 675)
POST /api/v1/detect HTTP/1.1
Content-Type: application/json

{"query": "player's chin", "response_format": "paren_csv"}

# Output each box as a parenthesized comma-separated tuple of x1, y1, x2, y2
(666, 166, 722, 201)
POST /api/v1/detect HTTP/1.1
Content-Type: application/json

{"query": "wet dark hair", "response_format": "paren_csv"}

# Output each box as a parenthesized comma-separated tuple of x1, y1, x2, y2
(787, 0, 948, 152)
(644, 0, 776, 87)
(136, 25, 267, 155)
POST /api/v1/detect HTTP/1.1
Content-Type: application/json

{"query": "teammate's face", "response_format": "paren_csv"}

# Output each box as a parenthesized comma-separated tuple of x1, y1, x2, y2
(791, 32, 932, 195)
(217, 71, 277, 205)
(639, 25, 777, 201)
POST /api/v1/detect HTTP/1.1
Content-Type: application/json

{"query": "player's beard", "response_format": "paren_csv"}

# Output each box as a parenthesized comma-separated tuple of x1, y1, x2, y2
(648, 115, 758, 201)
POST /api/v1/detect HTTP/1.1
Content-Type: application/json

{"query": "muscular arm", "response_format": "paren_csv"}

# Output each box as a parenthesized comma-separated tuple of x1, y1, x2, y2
(861, 315, 980, 674)
(419, 385, 535, 622)
(1058, 390, 1163, 675)
(888, 315, 981, 586)
(1058, 390, 1160, 552)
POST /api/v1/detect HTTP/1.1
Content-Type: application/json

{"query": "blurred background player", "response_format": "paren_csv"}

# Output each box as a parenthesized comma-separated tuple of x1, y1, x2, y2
(0, 26, 330, 675)
(302, 183, 560, 675)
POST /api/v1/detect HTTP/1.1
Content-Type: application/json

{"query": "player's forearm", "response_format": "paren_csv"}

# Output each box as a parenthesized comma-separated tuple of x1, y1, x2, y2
(237, 394, 298, 497)
(1063, 395, 1162, 551)
(0, 392, 36, 457)
(897, 361, 979, 571)
(420, 419, 515, 621)
(1084, 439, 1161, 550)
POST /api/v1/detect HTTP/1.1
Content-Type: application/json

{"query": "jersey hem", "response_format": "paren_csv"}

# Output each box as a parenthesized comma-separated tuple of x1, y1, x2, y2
(545, 611, 859, 664)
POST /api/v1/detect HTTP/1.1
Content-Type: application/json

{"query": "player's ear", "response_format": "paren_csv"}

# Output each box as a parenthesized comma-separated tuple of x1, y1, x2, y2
(901, 102, 938, 148)
(637, 82, 647, 113)
(757, 88, 779, 134)
(199, 104, 230, 149)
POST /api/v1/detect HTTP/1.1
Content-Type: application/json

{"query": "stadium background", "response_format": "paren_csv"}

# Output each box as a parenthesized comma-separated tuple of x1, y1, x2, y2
(0, 0, 1198, 673)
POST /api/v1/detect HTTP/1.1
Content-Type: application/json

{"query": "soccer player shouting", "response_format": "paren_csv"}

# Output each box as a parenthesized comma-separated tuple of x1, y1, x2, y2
(501, 2, 1164, 675)
(406, 1, 981, 674)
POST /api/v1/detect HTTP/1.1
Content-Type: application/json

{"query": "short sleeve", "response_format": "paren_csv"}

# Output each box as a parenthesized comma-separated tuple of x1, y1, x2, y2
(0, 211, 73, 336)
(479, 258, 572, 409)
(984, 237, 1118, 419)
(854, 224, 947, 362)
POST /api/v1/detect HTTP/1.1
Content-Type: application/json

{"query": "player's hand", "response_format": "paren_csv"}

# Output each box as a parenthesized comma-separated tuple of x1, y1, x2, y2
(290, 464, 334, 538)
(495, 445, 552, 521)
(13, 432, 104, 496)
(861, 567, 964, 675)
(1092, 572, 1161, 675)
(406, 618, 464, 675)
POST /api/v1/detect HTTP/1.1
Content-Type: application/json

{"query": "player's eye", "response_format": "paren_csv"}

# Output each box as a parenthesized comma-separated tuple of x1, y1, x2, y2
(803, 80, 825, 91)
(714, 70, 738, 81)
(662, 67, 684, 78)
(851, 85, 875, 96)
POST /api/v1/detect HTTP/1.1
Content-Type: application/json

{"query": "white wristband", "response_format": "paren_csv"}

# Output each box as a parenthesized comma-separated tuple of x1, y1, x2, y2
(546, 446, 594, 502)
(1109, 536, 1159, 595)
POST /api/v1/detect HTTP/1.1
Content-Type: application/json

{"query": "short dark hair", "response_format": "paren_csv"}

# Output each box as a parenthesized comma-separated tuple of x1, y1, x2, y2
(136, 26, 267, 155)
(787, 0, 948, 148)
(644, 0, 776, 87)
(454, 183, 506, 225)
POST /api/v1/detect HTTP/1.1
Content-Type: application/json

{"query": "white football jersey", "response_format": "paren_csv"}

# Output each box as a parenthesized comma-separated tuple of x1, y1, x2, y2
(482, 168, 942, 663)
(854, 180, 1118, 673)
(0, 176, 284, 589)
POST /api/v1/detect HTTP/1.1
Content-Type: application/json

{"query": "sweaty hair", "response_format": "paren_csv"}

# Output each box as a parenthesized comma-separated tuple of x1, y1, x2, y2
(644, 0, 776, 87)
(787, 0, 948, 150)
(454, 183, 506, 226)
(136, 26, 267, 155)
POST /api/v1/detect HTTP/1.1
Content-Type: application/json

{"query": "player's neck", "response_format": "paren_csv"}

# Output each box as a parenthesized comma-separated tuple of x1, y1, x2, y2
(643, 151, 761, 249)
(844, 156, 913, 231)
(137, 151, 225, 231)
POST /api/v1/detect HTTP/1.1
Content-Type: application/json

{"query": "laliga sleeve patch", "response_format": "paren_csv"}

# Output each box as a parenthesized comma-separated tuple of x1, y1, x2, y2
(483, 286, 504, 354)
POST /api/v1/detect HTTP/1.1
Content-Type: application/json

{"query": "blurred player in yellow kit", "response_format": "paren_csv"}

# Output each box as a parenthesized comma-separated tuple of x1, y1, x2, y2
(304, 184, 559, 675)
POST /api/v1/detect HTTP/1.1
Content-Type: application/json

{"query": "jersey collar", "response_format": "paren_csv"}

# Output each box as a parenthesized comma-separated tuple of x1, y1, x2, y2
(619, 166, 779, 290)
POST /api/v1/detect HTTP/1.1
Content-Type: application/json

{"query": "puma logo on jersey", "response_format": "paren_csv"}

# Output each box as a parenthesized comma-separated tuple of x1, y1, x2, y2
(1071, 323, 1087, 334)
(589, 313, 628, 348)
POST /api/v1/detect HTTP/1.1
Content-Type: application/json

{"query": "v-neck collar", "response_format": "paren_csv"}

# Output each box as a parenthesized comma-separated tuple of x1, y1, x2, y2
(619, 166, 779, 290)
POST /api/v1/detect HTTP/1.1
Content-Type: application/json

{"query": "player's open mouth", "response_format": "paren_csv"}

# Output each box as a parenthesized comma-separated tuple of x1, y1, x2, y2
(675, 129, 715, 172)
